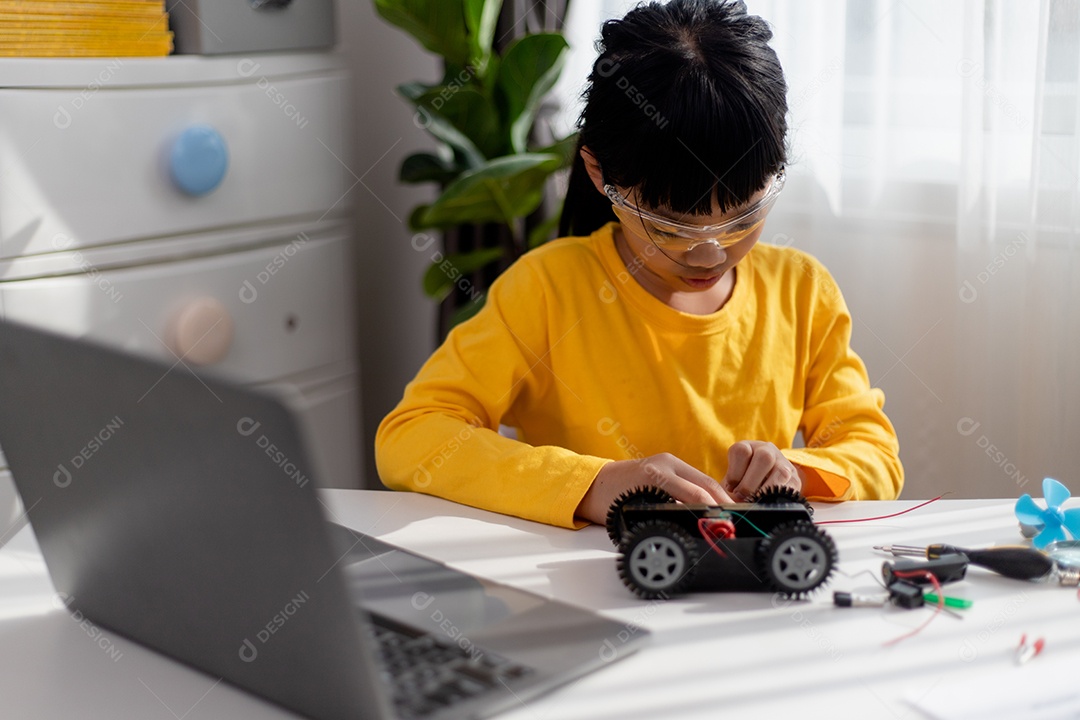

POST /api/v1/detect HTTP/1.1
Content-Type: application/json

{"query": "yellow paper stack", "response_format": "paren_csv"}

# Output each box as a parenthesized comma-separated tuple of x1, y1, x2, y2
(0, 0, 173, 56)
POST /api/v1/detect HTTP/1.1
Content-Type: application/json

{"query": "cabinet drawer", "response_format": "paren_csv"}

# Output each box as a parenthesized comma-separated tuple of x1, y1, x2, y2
(0, 69, 347, 259)
(166, 0, 335, 55)
(0, 232, 355, 384)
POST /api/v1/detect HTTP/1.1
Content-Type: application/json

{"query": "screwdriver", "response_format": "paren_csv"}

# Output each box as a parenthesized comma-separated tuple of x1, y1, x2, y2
(873, 544, 1054, 581)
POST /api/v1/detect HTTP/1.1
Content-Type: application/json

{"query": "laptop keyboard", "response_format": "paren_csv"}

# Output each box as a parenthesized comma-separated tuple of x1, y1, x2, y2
(369, 615, 535, 719)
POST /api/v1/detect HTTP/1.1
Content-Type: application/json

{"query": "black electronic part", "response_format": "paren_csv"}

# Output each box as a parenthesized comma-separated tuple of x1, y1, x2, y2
(882, 554, 968, 587)
(887, 581, 925, 609)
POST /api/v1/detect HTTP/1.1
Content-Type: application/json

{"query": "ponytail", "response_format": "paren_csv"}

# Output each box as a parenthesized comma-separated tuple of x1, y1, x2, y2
(558, 139, 617, 238)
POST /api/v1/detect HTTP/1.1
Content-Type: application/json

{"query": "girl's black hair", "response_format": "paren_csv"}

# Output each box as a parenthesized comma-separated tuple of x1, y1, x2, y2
(558, 0, 788, 237)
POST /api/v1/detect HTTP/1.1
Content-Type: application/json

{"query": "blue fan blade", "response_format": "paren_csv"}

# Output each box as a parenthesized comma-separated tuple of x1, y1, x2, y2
(1062, 508, 1080, 540)
(1015, 495, 1046, 527)
(1043, 477, 1071, 508)
(1033, 524, 1067, 549)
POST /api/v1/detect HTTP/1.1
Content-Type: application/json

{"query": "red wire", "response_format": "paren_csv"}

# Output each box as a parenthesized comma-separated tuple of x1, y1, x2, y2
(697, 518, 732, 559)
(882, 569, 944, 647)
(815, 495, 946, 526)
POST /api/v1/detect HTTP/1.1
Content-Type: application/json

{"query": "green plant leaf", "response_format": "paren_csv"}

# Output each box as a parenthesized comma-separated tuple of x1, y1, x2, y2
(415, 154, 562, 229)
(400, 152, 461, 185)
(398, 82, 485, 168)
(417, 87, 503, 159)
(464, 0, 502, 77)
(449, 291, 487, 328)
(422, 247, 504, 300)
(527, 207, 562, 248)
(536, 131, 579, 168)
(497, 33, 570, 153)
(408, 204, 431, 231)
(374, 0, 471, 66)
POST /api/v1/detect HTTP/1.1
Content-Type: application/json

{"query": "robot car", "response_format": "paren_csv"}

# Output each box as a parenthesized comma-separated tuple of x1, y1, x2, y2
(606, 486, 837, 599)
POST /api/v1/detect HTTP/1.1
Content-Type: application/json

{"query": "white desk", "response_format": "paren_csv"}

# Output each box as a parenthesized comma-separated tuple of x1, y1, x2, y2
(2, 491, 1078, 719)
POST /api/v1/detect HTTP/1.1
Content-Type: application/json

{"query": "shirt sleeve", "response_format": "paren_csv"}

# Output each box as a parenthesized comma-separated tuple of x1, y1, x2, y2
(780, 261, 904, 501)
(374, 259, 609, 529)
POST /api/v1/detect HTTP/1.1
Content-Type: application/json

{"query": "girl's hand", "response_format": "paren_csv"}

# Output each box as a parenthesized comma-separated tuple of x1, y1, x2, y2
(721, 441, 804, 501)
(575, 453, 733, 525)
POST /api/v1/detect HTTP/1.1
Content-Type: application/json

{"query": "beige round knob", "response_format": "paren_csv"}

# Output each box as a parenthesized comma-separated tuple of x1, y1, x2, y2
(167, 297, 234, 365)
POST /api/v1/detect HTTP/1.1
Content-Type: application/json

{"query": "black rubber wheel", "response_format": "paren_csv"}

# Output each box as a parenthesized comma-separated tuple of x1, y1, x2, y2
(750, 485, 814, 516)
(756, 520, 836, 597)
(617, 519, 699, 599)
(605, 486, 677, 546)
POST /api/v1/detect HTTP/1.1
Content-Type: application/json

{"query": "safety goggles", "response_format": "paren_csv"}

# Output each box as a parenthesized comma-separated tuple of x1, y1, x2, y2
(604, 169, 785, 252)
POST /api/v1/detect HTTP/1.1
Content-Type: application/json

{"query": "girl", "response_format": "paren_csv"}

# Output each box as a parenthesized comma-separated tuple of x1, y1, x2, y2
(376, 0, 903, 529)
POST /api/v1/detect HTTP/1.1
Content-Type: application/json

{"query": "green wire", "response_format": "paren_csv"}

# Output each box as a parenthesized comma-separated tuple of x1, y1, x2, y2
(724, 510, 771, 538)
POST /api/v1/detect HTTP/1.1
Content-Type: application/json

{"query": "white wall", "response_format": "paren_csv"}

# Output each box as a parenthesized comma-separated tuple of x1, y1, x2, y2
(771, 206, 1080, 502)
(336, 2, 439, 488)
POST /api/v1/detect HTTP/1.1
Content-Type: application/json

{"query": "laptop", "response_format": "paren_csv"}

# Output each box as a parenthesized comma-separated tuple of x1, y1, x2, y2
(0, 319, 647, 720)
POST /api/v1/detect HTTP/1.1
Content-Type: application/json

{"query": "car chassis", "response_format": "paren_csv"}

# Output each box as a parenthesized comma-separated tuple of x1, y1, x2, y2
(606, 487, 838, 599)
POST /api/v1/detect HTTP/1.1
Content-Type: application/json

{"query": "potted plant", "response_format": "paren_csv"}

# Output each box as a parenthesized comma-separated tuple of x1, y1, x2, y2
(373, 0, 576, 337)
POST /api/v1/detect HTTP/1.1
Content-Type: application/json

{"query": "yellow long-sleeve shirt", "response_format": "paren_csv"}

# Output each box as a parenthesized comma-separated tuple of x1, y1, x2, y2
(376, 222, 903, 528)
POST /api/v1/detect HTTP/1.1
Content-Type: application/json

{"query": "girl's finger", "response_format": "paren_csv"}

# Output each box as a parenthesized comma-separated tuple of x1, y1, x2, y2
(722, 441, 753, 492)
(668, 457, 735, 504)
(671, 476, 733, 505)
(731, 444, 775, 499)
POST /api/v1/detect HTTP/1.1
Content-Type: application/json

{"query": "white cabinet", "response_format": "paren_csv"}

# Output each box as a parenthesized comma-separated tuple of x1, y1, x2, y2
(0, 53, 362, 502)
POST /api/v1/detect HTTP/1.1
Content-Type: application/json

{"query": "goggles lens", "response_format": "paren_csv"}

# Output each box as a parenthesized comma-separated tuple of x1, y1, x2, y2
(605, 170, 784, 252)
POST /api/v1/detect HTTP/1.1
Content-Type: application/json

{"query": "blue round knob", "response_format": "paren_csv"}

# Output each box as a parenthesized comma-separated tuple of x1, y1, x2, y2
(170, 125, 229, 196)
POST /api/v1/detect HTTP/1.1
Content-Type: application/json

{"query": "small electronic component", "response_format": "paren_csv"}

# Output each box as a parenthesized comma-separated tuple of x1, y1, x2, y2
(833, 591, 887, 608)
(1016, 634, 1046, 664)
(887, 580, 924, 609)
(882, 554, 968, 587)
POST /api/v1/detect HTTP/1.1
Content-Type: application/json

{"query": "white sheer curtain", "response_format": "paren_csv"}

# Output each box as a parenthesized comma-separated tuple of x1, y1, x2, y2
(557, 0, 1080, 499)
(751, 0, 1079, 247)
